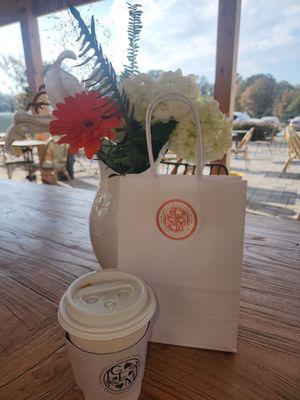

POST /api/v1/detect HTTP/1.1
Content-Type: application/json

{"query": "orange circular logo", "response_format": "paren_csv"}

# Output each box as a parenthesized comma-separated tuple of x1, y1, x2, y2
(156, 199, 197, 240)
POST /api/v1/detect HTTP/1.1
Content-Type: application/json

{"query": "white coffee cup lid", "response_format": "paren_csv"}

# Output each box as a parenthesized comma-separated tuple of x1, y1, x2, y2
(58, 270, 156, 341)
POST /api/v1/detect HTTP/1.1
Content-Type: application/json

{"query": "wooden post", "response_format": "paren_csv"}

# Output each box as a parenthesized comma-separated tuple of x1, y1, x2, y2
(213, 0, 241, 173)
(19, 1, 49, 183)
(19, 1, 44, 96)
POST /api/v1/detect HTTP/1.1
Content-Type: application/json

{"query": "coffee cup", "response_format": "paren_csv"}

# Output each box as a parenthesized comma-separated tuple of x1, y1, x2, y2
(58, 269, 156, 400)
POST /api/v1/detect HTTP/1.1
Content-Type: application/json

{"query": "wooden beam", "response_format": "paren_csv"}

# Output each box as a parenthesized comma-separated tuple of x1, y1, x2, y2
(213, 0, 241, 172)
(32, 0, 100, 17)
(214, 0, 241, 115)
(19, 1, 44, 95)
(0, 0, 100, 27)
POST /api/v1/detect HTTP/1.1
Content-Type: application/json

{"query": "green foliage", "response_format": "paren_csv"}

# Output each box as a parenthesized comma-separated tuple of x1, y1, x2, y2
(69, 4, 128, 118)
(69, 3, 176, 174)
(97, 120, 177, 174)
(121, 3, 143, 80)
(233, 121, 280, 141)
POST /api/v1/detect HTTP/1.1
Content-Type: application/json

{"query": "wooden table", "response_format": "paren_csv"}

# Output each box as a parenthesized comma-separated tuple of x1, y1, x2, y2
(0, 181, 299, 400)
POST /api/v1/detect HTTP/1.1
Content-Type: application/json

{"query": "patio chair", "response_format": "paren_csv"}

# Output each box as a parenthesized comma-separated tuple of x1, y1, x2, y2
(280, 126, 300, 176)
(254, 128, 276, 158)
(33, 139, 71, 184)
(231, 127, 254, 169)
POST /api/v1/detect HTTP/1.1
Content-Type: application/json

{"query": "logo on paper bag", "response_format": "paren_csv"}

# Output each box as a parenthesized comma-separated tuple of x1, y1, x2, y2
(156, 199, 197, 240)
(102, 357, 141, 393)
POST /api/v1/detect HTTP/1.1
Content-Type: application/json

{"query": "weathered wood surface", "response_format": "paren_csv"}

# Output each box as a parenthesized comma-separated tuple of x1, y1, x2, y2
(0, 180, 299, 400)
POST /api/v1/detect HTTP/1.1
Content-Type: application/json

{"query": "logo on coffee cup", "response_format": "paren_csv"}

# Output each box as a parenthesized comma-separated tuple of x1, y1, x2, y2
(156, 199, 197, 240)
(102, 357, 141, 393)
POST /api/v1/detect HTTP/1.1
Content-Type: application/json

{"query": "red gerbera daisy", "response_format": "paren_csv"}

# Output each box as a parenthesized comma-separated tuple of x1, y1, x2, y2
(49, 91, 122, 159)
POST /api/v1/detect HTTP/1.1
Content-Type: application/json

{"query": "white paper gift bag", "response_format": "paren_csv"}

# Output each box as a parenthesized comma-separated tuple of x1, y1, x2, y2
(104, 93, 246, 352)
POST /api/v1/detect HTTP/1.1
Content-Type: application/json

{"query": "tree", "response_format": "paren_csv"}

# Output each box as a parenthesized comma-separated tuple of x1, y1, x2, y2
(0, 93, 16, 112)
(282, 89, 300, 121)
(273, 89, 297, 119)
(234, 73, 244, 110)
(197, 76, 214, 96)
(0, 55, 29, 110)
(240, 75, 276, 117)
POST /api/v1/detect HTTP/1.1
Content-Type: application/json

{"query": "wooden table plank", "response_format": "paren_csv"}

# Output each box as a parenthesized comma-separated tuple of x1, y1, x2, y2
(0, 180, 299, 400)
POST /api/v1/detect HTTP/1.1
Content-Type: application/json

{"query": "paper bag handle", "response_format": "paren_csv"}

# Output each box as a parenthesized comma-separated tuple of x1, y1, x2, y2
(145, 92, 204, 178)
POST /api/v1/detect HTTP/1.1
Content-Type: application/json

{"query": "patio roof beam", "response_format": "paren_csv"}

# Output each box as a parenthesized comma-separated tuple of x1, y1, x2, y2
(19, 2, 44, 95)
(214, 0, 241, 171)
(0, 0, 99, 27)
(214, 0, 241, 116)
(0, 0, 100, 96)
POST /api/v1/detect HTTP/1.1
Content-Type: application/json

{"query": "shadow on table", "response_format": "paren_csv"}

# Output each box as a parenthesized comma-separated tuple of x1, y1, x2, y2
(247, 200, 296, 218)
(71, 178, 98, 191)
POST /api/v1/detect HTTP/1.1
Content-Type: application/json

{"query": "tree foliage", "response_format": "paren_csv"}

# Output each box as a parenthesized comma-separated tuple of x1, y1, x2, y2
(283, 92, 300, 121)
(0, 55, 29, 110)
(235, 74, 300, 121)
(240, 75, 275, 118)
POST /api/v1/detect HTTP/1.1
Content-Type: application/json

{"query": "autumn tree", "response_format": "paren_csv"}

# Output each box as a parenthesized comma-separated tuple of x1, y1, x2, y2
(282, 87, 300, 121)
(273, 89, 297, 119)
(240, 75, 275, 117)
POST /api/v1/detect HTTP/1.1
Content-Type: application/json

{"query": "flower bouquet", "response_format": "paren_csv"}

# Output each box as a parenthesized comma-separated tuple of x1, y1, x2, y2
(6, 3, 231, 174)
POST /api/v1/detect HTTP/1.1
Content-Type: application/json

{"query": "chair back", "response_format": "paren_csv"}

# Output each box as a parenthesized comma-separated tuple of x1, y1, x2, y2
(52, 141, 69, 163)
(286, 126, 300, 159)
(40, 138, 69, 166)
(237, 127, 254, 151)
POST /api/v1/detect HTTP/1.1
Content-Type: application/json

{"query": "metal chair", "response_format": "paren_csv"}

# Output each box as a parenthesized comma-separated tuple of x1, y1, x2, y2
(160, 156, 228, 176)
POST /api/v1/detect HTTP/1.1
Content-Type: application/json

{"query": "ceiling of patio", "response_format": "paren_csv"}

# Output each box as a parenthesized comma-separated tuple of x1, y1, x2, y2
(0, 0, 99, 26)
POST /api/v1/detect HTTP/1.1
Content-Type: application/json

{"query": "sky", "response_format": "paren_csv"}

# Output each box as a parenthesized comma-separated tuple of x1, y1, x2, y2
(0, 0, 299, 93)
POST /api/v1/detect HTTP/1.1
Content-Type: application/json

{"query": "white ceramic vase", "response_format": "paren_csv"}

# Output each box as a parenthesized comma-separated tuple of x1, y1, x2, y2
(89, 155, 161, 269)
(89, 161, 119, 269)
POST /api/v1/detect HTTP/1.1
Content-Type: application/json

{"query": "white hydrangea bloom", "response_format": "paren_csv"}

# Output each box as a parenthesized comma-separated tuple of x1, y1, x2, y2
(120, 69, 200, 124)
(120, 71, 232, 162)
(168, 97, 232, 163)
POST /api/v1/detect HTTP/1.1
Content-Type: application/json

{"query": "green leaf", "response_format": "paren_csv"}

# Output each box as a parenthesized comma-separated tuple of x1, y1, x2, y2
(97, 119, 177, 174)
(120, 3, 143, 80)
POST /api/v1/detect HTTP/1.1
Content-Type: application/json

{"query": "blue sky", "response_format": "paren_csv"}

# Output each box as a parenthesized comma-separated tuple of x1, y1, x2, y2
(0, 0, 299, 93)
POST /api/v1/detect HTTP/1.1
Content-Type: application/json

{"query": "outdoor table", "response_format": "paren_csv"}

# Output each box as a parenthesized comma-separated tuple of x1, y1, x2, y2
(0, 139, 48, 181)
(0, 180, 299, 400)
